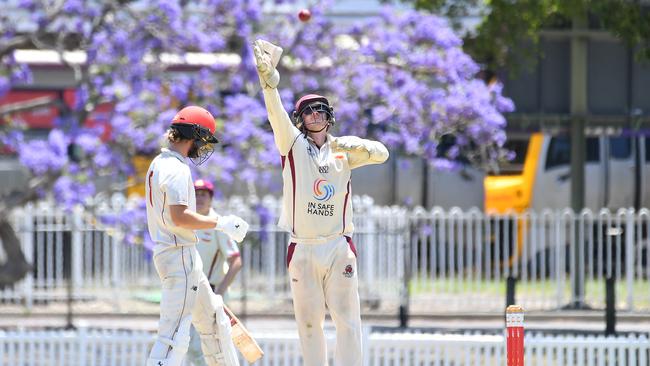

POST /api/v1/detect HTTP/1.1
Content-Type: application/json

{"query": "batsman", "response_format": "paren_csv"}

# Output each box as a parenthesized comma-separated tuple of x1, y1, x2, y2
(145, 106, 249, 366)
(253, 39, 389, 366)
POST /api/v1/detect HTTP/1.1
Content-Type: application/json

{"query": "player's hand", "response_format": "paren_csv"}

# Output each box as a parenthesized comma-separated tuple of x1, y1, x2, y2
(216, 215, 249, 243)
(331, 136, 367, 154)
(252, 39, 282, 89)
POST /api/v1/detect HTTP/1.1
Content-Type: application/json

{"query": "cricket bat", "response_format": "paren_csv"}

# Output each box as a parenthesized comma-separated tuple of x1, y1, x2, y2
(223, 304, 264, 363)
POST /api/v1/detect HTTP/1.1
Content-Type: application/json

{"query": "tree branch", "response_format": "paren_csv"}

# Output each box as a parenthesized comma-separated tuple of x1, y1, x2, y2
(0, 96, 61, 116)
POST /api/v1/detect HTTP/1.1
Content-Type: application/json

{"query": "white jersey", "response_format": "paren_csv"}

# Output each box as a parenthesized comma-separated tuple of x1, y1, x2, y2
(195, 209, 241, 286)
(145, 148, 197, 254)
(263, 88, 388, 244)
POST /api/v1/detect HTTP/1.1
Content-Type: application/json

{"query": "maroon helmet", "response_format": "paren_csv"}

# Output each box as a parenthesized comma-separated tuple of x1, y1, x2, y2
(291, 94, 335, 129)
(194, 179, 215, 196)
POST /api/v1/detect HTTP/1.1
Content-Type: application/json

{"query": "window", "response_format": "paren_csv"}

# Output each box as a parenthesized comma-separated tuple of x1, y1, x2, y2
(545, 136, 600, 170)
(609, 137, 631, 159)
(493, 138, 530, 175)
(545, 137, 570, 169)
(586, 138, 600, 162)
(507, 139, 529, 166)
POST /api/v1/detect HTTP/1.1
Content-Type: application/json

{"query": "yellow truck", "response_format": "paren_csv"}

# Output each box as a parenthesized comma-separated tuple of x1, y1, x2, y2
(485, 131, 650, 213)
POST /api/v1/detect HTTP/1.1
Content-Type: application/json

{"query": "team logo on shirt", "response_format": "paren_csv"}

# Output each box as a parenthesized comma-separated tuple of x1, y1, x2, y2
(313, 178, 335, 201)
(343, 264, 354, 278)
(307, 145, 316, 157)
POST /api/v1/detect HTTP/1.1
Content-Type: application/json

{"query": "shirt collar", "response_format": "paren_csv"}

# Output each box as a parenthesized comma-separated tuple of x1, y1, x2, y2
(161, 147, 187, 163)
(306, 134, 333, 148)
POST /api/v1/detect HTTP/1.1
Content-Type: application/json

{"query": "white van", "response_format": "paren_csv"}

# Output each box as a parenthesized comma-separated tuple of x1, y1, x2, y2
(485, 131, 650, 213)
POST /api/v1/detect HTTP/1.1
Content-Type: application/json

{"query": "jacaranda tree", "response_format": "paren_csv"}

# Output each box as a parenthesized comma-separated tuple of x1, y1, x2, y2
(0, 0, 513, 283)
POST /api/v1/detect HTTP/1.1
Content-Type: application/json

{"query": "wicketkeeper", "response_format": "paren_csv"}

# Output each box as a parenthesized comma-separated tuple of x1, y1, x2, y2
(253, 39, 389, 366)
(145, 106, 249, 366)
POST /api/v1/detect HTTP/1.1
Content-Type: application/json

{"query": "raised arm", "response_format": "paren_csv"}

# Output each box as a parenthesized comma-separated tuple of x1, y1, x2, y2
(332, 135, 390, 169)
(253, 39, 300, 156)
(262, 88, 300, 155)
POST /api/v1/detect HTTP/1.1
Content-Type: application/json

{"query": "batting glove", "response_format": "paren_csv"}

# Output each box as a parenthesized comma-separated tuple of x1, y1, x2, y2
(216, 214, 249, 243)
(253, 39, 283, 89)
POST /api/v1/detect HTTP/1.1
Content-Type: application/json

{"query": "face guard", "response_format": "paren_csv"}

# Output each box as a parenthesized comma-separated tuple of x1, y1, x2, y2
(300, 102, 334, 132)
(293, 98, 336, 132)
(188, 141, 214, 166)
(171, 123, 216, 165)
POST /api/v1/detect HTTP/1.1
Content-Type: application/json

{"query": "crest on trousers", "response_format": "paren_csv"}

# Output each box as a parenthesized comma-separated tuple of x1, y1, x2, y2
(343, 264, 354, 278)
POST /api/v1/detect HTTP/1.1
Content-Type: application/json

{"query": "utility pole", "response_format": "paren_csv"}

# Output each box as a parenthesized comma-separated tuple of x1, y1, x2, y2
(568, 12, 588, 309)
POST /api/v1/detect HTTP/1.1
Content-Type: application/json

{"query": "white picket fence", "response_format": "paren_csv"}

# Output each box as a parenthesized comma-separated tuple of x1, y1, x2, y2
(1, 194, 649, 312)
(0, 328, 648, 366)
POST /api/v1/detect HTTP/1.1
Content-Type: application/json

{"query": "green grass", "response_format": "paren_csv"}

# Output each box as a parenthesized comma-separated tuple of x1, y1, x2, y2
(405, 277, 650, 309)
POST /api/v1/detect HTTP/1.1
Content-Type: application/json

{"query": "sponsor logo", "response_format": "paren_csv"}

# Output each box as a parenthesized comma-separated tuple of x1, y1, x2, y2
(313, 178, 335, 201)
(307, 202, 334, 216)
(343, 264, 354, 278)
(307, 145, 316, 157)
(319, 165, 329, 174)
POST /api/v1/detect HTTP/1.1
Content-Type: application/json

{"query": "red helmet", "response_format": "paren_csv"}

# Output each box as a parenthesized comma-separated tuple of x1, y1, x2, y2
(171, 106, 218, 143)
(292, 94, 335, 128)
(194, 179, 215, 195)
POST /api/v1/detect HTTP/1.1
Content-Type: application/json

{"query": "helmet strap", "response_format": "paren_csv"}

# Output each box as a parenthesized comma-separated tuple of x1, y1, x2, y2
(305, 123, 330, 133)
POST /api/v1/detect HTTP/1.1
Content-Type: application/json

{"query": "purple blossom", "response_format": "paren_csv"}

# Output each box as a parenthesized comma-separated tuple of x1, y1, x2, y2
(53, 176, 95, 209)
(10, 64, 32, 84)
(93, 145, 113, 168)
(74, 133, 101, 154)
(62, 0, 84, 14)
(48, 129, 68, 156)
(0, 130, 24, 151)
(2, 1, 512, 250)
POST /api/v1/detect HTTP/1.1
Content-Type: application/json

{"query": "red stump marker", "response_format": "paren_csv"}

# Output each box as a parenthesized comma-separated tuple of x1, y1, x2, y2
(506, 305, 524, 365)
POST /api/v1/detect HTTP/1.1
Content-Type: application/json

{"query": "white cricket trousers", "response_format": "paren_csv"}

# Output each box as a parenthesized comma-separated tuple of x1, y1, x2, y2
(287, 236, 362, 366)
(147, 245, 239, 366)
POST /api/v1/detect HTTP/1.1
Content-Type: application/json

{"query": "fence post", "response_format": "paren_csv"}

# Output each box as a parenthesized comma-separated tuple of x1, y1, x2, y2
(67, 207, 84, 330)
(554, 213, 564, 307)
(111, 226, 121, 289)
(506, 276, 517, 309)
(77, 327, 87, 365)
(624, 209, 634, 310)
(361, 325, 371, 366)
(565, 209, 588, 309)
(605, 276, 616, 336)
(399, 214, 413, 328)
(363, 206, 376, 300)
(267, 220, 277, 297)
(71, 207, 83, 289)
(21, 204, 35, 310)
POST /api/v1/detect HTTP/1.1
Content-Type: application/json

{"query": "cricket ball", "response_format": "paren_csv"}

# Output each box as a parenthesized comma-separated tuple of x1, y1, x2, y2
(298, 9, 311, 22)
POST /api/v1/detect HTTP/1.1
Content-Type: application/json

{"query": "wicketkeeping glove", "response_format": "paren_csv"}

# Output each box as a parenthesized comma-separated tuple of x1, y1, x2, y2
(331, 136, 368, 154)
(252, 39, 283, 89)
(215, 214, 249, 243)
(331, 136, 390, 165)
